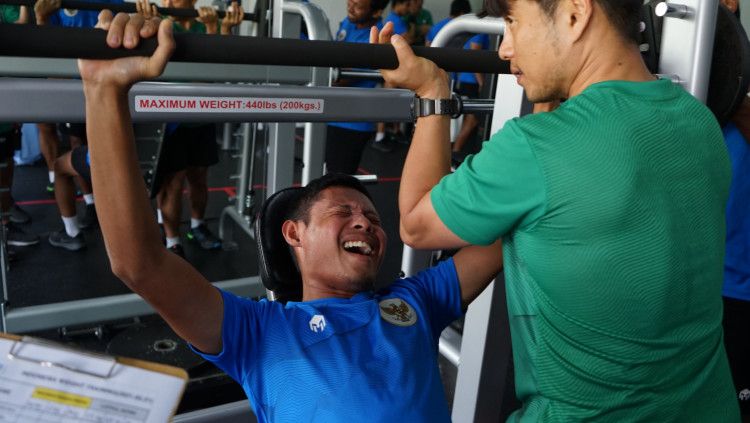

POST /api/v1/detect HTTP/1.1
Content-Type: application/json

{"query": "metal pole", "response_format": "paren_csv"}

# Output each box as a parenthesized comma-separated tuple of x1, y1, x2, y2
(658, 0, 719, 101)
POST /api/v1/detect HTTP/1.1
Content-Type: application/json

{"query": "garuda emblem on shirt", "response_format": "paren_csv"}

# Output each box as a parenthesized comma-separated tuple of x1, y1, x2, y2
(378, 298, 417, 327)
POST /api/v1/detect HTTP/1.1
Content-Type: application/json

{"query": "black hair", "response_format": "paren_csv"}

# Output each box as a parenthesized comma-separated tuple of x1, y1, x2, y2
(288, 173, 374, 224)
(391, 0, 410, 7)
(451, 0, 472, 17)
(371, 0, 389, 12)
(481, 0, 643, 43)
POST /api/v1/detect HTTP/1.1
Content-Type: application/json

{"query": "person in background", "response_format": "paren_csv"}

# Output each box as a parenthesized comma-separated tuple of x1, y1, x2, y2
(717, 1, 750, 419)
(370, 0, 412, 153)
(407, 0, 431, 46)
(137, 0, 243, 257)
(325, 0, 389, 173)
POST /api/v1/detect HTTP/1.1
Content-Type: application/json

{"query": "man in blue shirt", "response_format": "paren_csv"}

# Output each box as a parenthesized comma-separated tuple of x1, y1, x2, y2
(326, 0, 389, 173)
(717, 2, 750, 418)
(371, 0, 411, 152)
(78, 12, 503, 422)
(34, 0, 119, 246)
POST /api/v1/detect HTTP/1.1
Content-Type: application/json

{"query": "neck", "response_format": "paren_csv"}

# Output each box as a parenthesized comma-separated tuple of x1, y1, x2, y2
(175, 17, 194, 28)
(355, 17, 379, 29)
(302, 285, 360, 302)
(567, 33, 654, 98)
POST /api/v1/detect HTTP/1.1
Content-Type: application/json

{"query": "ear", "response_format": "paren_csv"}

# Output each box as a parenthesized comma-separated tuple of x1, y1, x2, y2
(560, 0, 594, 42)
(282, 219, 303, 247)
(371, 9, 383, 19)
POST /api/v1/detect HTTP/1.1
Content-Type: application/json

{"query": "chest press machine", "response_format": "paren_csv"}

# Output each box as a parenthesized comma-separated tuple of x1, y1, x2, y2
(0, 0, 747, 421)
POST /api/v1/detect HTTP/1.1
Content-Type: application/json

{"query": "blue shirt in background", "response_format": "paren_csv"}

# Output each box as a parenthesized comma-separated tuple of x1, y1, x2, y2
(329, 17, 384, 132)
(457, 33, 490, 85)
(722, 122, 750, 301)
(425, 17, 450, 44)
(193, 258, 462, 423)
(383, 10, 408, 35)
(48, 0, 123, 27)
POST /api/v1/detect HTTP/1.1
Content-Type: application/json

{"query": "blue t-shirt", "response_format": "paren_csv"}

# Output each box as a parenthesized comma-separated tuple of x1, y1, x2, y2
(457, 34, 490, 85)
(48, 0, 123, 27)
(425, 17, 450, 44)
(194, 258, 462, 423)
(383, 11, 408, 36)
(329, 17, 384, 133)
(722, 122, 750, 301)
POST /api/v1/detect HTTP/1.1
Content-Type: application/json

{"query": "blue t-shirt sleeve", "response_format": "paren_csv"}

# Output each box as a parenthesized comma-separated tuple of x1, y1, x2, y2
(385, 14, 408, 35)
(470, 33, 490, 49)
(399, 258, 462, 339)
(426, 26, 438, 43)
(190, 289, 269, 386)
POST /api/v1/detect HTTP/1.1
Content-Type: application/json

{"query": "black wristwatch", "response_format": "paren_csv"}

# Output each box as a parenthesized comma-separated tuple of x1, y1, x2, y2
(413, 93, 462, 120)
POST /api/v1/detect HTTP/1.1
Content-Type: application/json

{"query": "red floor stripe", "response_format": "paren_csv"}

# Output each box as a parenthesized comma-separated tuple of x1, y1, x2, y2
(14, 178, 400, 207)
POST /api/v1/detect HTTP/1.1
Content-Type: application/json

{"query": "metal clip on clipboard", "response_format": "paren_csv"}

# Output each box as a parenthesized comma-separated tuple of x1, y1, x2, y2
(8, 336, 117, 379)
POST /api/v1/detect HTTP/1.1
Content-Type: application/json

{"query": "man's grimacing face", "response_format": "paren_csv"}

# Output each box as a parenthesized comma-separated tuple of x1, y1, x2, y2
(292, 187, 387, 293)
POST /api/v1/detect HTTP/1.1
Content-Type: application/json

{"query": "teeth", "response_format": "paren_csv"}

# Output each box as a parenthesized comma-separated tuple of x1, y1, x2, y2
(344, 241, 373, 255)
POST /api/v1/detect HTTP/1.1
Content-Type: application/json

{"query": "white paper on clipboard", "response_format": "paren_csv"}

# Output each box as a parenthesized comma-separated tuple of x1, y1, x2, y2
(0, 334, 187, 423)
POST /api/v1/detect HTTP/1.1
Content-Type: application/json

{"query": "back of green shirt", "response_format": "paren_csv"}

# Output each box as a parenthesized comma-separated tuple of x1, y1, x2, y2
(433, 79, 738, 421)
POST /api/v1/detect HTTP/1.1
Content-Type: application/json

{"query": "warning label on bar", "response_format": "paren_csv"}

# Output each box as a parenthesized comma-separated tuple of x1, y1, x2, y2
(134, 96, 324, 114)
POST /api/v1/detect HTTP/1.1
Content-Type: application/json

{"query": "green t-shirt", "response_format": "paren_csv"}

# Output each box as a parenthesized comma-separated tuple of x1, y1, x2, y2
(0, 5, 20, 24)
(410, 9, 432, 26)
(172, 20, 207, 34)
(432, 79, 739, 421)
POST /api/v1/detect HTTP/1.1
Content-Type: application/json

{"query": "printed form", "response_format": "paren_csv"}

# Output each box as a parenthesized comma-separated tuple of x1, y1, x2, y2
(0, 335, 187, 423)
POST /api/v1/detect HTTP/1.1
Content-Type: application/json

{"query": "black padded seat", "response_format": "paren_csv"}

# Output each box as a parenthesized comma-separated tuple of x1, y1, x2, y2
(255, 187, 303, 303)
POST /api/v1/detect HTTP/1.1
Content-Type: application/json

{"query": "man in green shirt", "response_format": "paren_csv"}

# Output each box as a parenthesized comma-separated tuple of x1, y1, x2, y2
(373, 0, 740, 421)
(407, 0, 432, 46)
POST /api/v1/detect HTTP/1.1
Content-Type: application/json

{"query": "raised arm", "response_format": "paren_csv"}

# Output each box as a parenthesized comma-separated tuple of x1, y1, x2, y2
(220, 1, 243, 35)
(371, 24, 468, 249)
(79, 12, 223, 354)
(453, 240, 503, 308)
(33, 0, 59, 25)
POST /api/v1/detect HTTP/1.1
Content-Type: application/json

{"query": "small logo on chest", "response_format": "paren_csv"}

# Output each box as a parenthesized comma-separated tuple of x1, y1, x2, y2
(309, 315, 326, 333)
(378, 298, 417, 327)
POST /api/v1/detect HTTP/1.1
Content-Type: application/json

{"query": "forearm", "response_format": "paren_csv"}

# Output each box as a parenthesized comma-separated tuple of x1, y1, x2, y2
(399, 78, 452, 241)
(220, 23, 233, 35)
(83, 83, 164, 278)
(16, 6, 29, 24)
(454, 239, 503, 308)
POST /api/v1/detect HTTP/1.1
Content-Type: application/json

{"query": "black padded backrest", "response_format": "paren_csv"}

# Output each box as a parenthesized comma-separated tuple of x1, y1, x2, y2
(255, 187, 303, 303)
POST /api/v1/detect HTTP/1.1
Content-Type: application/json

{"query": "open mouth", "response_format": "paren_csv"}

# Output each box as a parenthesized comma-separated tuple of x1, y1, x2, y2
(343, 240, 374, 256)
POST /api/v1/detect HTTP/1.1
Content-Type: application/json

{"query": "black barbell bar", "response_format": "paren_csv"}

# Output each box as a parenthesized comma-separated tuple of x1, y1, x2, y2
(0, 0, 258, 21)
(0, 23, 511, 74)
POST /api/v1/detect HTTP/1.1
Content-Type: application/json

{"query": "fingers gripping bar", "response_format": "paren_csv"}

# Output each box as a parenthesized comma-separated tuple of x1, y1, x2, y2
(0, 23, 511, 74)
(1, 0, 257, 21)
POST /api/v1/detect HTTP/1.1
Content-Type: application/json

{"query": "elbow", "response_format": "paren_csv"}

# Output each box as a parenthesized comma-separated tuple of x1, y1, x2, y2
(109, 251, 163, 291)
(399, 221, 429, 249)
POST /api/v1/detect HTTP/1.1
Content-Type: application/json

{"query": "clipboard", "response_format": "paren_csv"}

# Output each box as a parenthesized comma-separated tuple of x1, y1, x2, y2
(0, 332, 188, 423)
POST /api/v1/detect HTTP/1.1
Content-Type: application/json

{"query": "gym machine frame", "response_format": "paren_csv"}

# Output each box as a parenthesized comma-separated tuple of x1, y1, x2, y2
(0, 0, 725, 421)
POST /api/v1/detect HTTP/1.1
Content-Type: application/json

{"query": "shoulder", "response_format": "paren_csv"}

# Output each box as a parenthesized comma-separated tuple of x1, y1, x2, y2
(382, 259, 457, 295)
